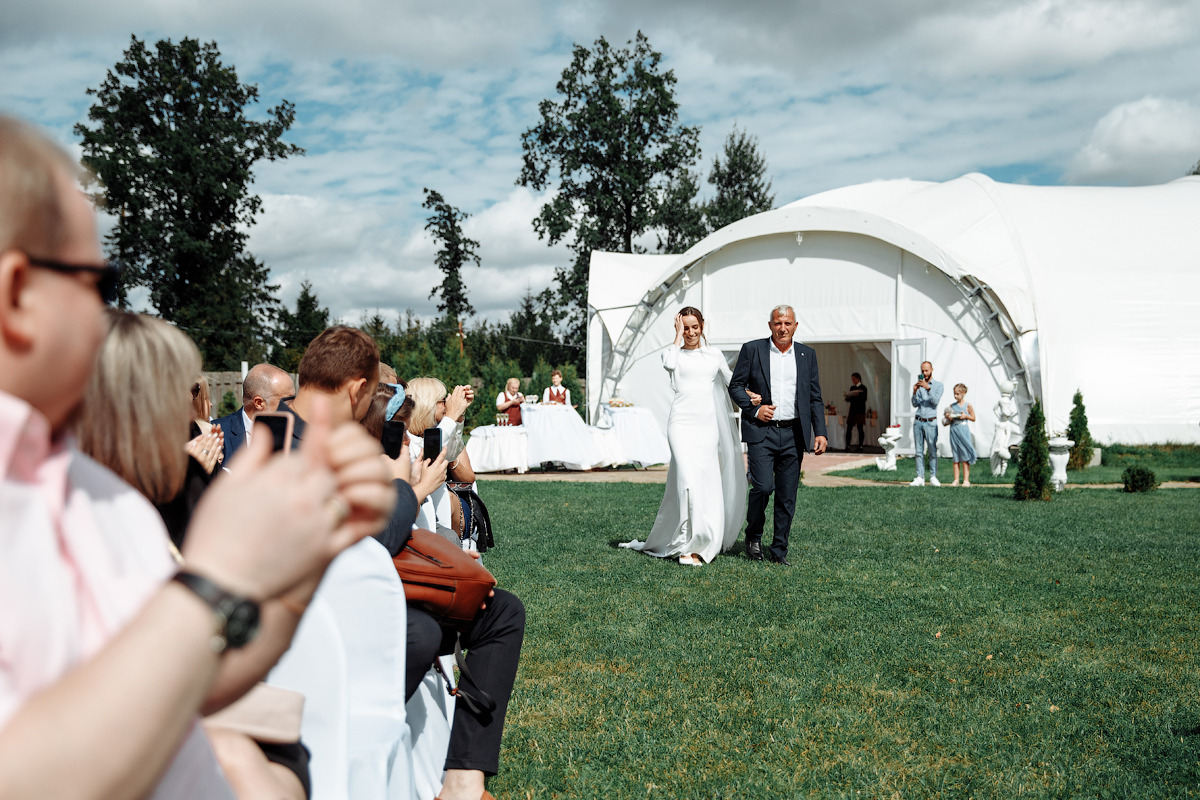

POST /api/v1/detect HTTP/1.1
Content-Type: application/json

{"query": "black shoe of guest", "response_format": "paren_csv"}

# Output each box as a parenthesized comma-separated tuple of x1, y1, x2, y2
(745, 539, 763, 561)
(769, 555, 793, 567)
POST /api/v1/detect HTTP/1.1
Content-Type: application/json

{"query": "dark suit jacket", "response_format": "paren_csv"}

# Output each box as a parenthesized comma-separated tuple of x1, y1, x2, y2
(212, 407, 247, 465)
(728, 338, 828, 451)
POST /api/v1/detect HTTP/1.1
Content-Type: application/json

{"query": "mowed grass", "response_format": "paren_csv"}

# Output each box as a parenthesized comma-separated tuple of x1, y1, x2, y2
(478, 481, 1200, 799)
(829, 444, 1200, 485)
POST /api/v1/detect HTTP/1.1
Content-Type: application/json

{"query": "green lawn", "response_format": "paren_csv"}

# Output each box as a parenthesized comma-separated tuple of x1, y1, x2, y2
(829, 444, 1200, 485)
(479, 482, 1200, 799)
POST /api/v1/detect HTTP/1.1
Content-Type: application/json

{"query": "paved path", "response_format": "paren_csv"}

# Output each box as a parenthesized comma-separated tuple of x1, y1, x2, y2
(476, 452, 1198, 489)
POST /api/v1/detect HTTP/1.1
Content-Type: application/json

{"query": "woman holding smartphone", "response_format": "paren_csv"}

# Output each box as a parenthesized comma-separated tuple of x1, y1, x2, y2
(405, 377, 476, 537)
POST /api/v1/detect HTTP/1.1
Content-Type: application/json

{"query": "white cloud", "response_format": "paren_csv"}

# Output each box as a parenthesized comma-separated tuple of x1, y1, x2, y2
(5, 0, 1200, 326)
(1065, 97, 1200, 184)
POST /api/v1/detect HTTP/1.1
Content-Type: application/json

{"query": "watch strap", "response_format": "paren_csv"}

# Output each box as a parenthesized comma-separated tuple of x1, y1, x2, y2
(171, 570, 259, 653)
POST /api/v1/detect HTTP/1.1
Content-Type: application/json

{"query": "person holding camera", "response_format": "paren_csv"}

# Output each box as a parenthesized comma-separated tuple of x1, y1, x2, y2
(910, 361, 944, 486)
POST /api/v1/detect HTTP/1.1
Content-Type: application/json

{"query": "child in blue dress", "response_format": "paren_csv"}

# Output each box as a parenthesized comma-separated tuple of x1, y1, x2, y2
(943, 383, 977, 486)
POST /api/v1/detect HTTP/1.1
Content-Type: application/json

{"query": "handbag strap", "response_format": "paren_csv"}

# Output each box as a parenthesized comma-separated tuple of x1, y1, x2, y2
(433, 634, 497, 716)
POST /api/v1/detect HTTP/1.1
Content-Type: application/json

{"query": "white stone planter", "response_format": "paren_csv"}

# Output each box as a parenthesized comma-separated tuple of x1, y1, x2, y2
(875, 427, 903, 471)
(1048, 435, 1075, 492)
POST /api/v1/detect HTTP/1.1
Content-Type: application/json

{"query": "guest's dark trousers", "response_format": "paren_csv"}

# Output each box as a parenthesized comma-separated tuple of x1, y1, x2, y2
(845, 420, 865, 448)
(405, 589, 525, 776)
(746, 424, 802, 561)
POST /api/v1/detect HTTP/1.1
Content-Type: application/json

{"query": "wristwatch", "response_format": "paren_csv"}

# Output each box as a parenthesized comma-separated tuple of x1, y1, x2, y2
(171, 570, 261, 653)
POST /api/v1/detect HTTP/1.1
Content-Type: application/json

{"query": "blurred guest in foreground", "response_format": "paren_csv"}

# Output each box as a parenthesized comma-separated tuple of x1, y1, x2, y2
(0, 113, 394, 799)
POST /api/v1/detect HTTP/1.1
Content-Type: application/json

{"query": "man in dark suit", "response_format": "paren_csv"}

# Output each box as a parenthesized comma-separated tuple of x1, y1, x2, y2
(729, 305, 828, 565)
(213, 363, 294, 465)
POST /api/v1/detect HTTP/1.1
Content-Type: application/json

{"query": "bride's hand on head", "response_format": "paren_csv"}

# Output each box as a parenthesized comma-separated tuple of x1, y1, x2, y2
(673, 313, 684, 345)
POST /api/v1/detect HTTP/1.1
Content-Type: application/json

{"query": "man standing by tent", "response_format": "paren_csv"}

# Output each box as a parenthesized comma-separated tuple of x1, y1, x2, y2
(910, 361, 943, 486)
(729, 305, 828, 566)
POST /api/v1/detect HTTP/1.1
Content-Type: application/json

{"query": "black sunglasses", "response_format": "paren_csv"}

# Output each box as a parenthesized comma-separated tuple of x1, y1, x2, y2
(26, 255, 121, 305)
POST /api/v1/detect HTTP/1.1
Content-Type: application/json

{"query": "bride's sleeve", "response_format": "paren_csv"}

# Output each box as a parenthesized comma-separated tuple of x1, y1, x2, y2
(661, 344, 680, 372)
(714, 349, 733, 386)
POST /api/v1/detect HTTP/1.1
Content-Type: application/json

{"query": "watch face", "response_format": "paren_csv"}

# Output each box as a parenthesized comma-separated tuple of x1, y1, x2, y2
(224, 600, 261, 649)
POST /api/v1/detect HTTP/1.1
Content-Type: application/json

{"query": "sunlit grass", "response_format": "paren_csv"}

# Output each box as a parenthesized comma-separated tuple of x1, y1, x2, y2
(480, 482, 1200, 799)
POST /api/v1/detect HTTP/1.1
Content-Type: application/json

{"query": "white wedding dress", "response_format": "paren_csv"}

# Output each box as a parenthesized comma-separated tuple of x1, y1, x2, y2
(620, 345, 747, 563)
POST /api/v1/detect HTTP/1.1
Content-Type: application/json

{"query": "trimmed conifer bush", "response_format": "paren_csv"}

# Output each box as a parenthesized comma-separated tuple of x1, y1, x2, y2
(1121, 465, 1159, 492)
(1014, 400, 1052, 501)
(1066, 390, 1094, 470)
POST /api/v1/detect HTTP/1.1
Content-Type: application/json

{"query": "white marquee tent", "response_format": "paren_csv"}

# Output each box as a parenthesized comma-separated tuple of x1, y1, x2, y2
(587, 173, 1200, 453)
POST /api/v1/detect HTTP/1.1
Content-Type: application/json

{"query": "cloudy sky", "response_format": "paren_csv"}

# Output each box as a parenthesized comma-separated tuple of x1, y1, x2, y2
(3, 0, 1198, 330)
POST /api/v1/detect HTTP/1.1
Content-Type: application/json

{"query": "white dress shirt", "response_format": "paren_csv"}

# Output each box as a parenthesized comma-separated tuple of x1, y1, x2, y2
(768, 339, 797, 422)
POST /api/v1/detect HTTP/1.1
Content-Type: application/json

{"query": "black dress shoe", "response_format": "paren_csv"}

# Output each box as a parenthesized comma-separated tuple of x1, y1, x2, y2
(745, 539, 763, 561)
(769, 555, 793, 567)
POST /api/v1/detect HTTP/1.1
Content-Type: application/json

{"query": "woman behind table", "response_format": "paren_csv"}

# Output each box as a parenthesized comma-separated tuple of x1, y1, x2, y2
(495, 377, 523, 425)
(541, 369, 570, 406)
(620, 307, 746, 565)
(77, 310, 311, 799)
(943, 382, 977, 487)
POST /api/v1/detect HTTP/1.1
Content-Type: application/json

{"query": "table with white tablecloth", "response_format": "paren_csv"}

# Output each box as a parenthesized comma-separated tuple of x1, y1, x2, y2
(594, 406, 670, 466)
(464, 424, 530, 473)
(824, 415, 881, 451)
(466, 402, 671, 472)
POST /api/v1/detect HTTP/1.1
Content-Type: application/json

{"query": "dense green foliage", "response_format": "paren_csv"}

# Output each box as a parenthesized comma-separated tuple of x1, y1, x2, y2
(1122, 465, 1160, 492)
(1066, 390, 1094, 470)
(272, 280, 331, 372)
(217, 390, 238, 418)
(704, 125, 776, 232)
(423, 188, 479, 323)
(357, 308, 584, 429)
(76, 36, 302, 369)
(480, 482, 1200, 798)
(1013, 401, 1052, 501)
(517, 31, 701, 346)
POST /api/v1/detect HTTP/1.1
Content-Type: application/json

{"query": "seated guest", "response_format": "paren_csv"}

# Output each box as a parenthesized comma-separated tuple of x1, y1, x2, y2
(191, 375, 214, 433)
(495, 377, 523, 425)
(0, 113, 395, 799)
(541, 369, 570, 406)
(213, 363, 294, 465)
(361, 381, 448, 510)
(285, 331, 522, 800)
(77, 309, 312, 797)
(407, 377, 476, 535)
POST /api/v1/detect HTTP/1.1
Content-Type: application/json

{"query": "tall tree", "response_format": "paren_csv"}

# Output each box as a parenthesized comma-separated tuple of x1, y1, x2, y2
(76, 35, 302, 368)
(423, 188, 480, 324)
(517, 31, 701, 347)
(655, 169, 707, 253)
(705, 125, 776, 232)
(272, 280, 329, 372)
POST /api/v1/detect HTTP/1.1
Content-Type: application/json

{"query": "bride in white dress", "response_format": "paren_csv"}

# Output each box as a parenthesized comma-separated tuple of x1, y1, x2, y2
(621, 307, 747, 565)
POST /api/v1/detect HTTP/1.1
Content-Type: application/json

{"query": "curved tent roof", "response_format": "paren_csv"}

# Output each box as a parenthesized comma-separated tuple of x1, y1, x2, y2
(588, 173, 1200, 444)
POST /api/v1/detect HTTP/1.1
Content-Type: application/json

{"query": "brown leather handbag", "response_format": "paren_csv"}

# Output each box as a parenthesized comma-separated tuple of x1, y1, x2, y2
(393, 528, 496, 631)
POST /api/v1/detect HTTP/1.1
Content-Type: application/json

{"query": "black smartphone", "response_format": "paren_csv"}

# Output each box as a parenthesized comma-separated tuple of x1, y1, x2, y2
(382, 420, 406, 459)
(423, 426, 443, 463)
(255, 411, 294, 454)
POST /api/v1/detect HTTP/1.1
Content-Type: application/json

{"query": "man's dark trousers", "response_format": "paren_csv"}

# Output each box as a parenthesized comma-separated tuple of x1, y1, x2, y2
(746, 423, 802, 562)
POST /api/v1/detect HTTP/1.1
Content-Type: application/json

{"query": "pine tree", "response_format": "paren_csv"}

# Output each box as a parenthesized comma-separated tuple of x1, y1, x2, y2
(422, 189, 479, 324)
(1013, 400, 1052, 501)
(1066, 390, 1094, 470)
(705, 125, 775, 232)
(272, 280, 330, 372)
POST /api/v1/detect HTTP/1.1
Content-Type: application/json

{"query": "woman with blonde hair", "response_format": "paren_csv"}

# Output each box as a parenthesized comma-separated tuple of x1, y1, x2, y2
(76, 310, 312, 799)
(406, 376, 477, 535)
